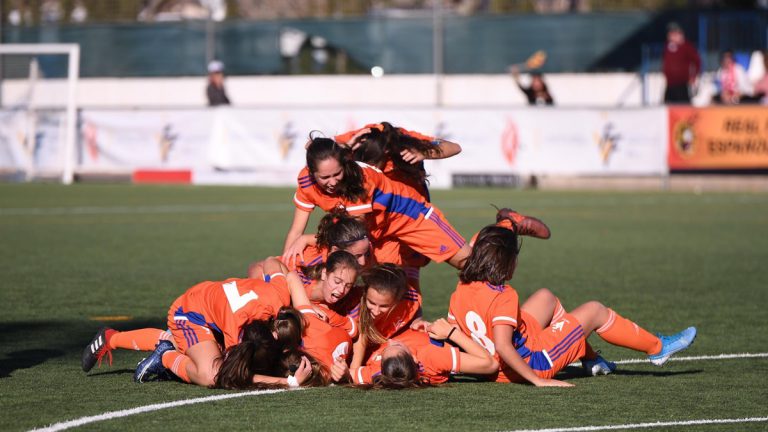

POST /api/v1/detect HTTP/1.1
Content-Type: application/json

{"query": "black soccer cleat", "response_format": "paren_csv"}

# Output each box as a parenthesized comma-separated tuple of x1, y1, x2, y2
(82, 327, 117, 372)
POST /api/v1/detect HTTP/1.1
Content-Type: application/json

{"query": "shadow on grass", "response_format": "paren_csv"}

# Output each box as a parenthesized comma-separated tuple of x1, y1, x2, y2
(557, 365, 703, 380)
(0, 349, 64, 378)
(0, 318, 165, 378)
(86, 368, 137, 377)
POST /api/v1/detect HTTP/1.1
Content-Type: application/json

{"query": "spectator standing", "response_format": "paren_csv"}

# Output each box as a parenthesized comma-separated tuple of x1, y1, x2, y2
(206, 60, 231, 106)
(509, 65, 554, 106)
(662, 22, 701, 104)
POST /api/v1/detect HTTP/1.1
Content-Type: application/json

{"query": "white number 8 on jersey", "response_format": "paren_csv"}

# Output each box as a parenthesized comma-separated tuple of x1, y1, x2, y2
(465, 311, 496, 355)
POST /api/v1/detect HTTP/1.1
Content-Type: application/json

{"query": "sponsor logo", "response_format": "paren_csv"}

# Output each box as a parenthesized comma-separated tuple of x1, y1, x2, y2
(672, 117, 697, 158)
(83, 121, 99, 162)
(501, 118, 519, 165)
(157, 123, 178, 164)
(594, 122, 621, 165)
(277, 121, 297, 159)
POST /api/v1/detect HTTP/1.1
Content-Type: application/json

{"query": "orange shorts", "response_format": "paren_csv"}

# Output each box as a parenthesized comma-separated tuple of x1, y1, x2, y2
(167, 300, 221, 354)
(496, 312, 586, 383)
(377, 205, 465, 263)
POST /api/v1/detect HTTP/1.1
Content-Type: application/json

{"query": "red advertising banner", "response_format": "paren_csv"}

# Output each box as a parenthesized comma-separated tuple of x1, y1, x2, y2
(668, 106, 768, 170)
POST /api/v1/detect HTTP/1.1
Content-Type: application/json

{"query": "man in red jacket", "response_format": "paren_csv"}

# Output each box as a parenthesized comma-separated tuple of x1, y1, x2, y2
(662, 22, 701, 104)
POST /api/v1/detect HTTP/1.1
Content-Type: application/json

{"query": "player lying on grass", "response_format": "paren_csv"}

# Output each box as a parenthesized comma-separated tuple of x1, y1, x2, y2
(448, 225, 697, 386)
(82, 258, 335, 389)
(349, 319, 499, 388)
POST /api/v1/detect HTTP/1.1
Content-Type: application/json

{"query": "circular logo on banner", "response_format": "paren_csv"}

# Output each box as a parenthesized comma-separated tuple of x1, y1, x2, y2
(673, 120, 696, 158)
(501, 118, 519, 166)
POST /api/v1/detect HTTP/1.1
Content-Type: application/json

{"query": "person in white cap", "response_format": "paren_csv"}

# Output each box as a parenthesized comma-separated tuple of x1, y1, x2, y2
(206, 60, 231, 106)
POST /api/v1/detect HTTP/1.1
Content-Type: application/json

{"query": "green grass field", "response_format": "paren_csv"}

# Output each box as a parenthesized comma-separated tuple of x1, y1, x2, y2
(1, 184, 767, 431)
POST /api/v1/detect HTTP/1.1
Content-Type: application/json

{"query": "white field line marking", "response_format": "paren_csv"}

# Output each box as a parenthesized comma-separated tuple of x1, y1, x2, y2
(28, 388, 290, 432)
(3, 193, 765, 217)
(614, 352, 768, 365)
(0, 203, 291, 216)
(27, 352, 768, 432)
(503, 416, 768, 432)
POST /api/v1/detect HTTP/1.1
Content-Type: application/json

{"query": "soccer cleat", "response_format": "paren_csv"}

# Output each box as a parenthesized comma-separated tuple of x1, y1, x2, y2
(495, 207, 551, 239)
(649, 326, 697, 366)
(82, 327, 117, 372)
(581, 355, 617, 376)
(133, 340, 175, 383)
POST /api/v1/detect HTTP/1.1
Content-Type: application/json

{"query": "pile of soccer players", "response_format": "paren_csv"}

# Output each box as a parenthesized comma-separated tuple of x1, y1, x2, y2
(83, 122, 696, 390)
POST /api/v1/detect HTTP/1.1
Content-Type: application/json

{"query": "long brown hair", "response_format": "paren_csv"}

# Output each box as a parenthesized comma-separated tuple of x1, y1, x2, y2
(314, 207, 369, 252)
(355, 348, 432, 390)
(278, 349, 331, 388)
(352, 122, 440, 187)
(273, 306, 304, 350)
(214, 320, 281, 390)
(459, 225, 520, 286)
(358, 264, 408, 345)
(306, 136, 367, 203)
(214, 307, 306, 390)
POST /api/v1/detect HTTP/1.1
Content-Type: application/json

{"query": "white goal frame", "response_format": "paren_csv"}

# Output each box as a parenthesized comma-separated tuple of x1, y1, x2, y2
(0, 43, 80, 184)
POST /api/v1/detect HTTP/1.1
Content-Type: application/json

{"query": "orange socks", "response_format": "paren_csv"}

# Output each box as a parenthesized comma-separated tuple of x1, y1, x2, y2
(596, 309, 662, 355)
(109, 328, 169, 351)
(162, 351, 191, 383)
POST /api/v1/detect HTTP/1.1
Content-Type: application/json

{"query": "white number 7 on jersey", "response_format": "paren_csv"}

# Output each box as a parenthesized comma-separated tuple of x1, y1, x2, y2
(223, 281, 259, 313)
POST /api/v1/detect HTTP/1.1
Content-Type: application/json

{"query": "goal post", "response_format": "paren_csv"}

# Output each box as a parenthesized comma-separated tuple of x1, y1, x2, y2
(0, 43, 80, 184)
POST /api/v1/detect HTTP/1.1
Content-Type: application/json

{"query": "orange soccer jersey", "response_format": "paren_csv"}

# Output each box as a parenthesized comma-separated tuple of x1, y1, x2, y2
(447, 281, 586, 383)
(293, 163, 465, 263)
(280, 245, 327, 272)
(295, 305, 352, 369)
(350, 329, 461, 385)
(168, 274, 291, 352)
(348, 277, 422, 344)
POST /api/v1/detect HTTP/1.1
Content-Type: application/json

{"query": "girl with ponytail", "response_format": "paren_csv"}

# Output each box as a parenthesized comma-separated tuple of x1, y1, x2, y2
(285, 135, 472, 270)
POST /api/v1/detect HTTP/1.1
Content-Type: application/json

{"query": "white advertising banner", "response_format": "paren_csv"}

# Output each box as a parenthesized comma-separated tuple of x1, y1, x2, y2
(71, 107, 669, 185)
(0, 108, 67, 177)
(436, 107, 669, 181)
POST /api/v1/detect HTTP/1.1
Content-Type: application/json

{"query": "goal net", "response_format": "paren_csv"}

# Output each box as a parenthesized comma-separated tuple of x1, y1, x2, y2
(0, 44, 79, 184)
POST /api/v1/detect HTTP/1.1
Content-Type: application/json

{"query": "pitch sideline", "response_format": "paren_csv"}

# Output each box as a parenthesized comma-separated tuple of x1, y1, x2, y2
(503, 417, 768, 432)
(29, 352, 768, 432)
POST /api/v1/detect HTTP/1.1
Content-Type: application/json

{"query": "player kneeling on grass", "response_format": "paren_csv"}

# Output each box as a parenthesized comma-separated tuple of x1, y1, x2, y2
(448, 225, 697, 387)
(83, 258, 329, 389)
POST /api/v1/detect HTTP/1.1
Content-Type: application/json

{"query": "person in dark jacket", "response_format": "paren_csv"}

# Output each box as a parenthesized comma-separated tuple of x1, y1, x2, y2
(662, 22, 701, 104)
(206, 60, 231, 107)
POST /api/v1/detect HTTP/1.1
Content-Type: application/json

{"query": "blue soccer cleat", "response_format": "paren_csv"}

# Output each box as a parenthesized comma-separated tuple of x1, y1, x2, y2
(582, 354, 617, 376)
(134, 340, 175, 383)
(649, 326, 697, 366)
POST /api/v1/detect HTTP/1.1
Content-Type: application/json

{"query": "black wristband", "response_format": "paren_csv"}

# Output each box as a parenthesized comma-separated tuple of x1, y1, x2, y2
(446, 327, 457, 341)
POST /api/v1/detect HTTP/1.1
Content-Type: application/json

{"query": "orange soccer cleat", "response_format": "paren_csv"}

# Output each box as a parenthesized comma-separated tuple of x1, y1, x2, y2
(495, 207, 551, 239)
